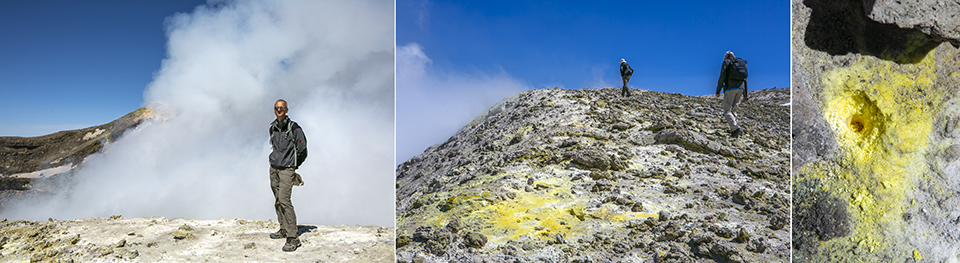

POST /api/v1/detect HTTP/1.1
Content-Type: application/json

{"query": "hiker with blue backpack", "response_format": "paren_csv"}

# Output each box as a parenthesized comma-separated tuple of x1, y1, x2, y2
(715, 51, 748, 137)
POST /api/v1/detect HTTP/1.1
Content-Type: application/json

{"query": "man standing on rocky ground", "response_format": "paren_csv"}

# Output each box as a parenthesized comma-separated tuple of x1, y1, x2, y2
(268, 99, 308, 252)
(715, 51, 748, 137)
(620, 58, 633, 97)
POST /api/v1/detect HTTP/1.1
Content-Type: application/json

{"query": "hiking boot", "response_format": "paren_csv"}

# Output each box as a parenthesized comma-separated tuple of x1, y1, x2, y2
(282, 237, 301, 252)
(731, 128, 742, 137)
(269, 229, 286, 239)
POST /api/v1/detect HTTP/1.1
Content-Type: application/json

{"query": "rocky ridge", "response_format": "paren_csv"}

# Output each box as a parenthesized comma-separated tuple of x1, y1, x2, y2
(396, 87, 789, 262)
(0, 216, 393, 262)
(696, 87, 791, 107)
(793, 0, 960, 262)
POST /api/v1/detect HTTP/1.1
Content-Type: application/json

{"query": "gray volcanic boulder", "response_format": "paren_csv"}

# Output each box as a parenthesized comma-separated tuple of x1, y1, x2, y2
(862, 0, 960, 45)
(562, 150, 627, 170)
(654, 129, 741, 157)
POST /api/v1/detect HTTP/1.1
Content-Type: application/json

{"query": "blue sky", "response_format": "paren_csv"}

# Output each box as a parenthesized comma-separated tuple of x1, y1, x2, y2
(0, 0, 206, 136)
(1, 0, 396, 226)
(396, 0, 790, 163)
(397, 1, 789, 92)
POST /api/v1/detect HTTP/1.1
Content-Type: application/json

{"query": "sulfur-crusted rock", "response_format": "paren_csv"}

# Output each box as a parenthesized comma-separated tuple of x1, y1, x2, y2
(793, 0, 960, 261)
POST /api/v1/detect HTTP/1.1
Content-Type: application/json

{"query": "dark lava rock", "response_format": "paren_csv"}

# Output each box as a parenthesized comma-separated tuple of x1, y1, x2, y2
(793, 180, 850, 247)
(654, 129, 740, 157)
(464, 232, 487, 248)
(658, 210, 672, 221)
(746, 237, 768, 253)
(591, 180, 613, 193)
(710, 225, 735, 239)
(396, 235, 412, 248)
(445, 218, 460, 234)
(769, 214, 788, 230)
(733, 185, 752, 206)
(563, 150, 628, 171)
(661, 222, 687, 241)
(710, 242, 743, 262)
(734, 227, 750, 243)
(611, 122, 634, 131)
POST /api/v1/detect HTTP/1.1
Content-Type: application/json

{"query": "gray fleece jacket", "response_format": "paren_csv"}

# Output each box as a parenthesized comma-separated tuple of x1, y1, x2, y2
(269, 117, 308, 168)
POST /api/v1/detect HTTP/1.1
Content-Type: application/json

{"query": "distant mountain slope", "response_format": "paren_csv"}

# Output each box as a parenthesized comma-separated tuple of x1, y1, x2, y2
(396, 88, 790, 262)
(0, 108, 152, 210)
(0, 108, 152, 176)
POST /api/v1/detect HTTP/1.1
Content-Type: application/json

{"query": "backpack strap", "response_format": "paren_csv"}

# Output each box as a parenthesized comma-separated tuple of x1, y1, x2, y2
(285, 121, 299, 145)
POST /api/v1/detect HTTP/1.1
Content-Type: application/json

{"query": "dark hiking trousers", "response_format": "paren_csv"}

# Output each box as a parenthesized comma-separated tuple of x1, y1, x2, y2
(270, 166, 298, 238)
(621, 75, 631, 97)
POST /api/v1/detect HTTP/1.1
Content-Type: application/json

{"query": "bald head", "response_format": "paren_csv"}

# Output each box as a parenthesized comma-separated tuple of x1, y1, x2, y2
(274, 99, 288, 121)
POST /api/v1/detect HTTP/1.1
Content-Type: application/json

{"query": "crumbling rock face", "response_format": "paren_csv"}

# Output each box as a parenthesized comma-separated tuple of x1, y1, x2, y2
(396, 88, 789, 262)
(862, 0, 960, 46)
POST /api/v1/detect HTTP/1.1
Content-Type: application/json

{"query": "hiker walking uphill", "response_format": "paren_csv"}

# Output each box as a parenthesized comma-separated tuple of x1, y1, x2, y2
(620, 58, 633, 97)
(715, 51, 749, 137)
(268, 99, 308, 252)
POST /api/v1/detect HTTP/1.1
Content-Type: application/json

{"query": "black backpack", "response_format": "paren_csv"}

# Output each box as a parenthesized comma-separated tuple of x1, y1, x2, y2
(727, 58, 748, 81)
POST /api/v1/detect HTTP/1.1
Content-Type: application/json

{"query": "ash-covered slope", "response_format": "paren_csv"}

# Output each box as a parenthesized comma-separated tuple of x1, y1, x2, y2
(396, 88, 789, 262)
(792, 0, 960, 262)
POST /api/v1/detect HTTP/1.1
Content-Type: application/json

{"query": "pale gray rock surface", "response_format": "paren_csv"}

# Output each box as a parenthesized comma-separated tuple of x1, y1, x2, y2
(862, 0, 960, 45)
(0, 217, 394, 262)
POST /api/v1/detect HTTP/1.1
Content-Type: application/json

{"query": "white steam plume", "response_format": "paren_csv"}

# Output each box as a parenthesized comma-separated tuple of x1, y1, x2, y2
(396, 43, 529, 164)
(1, 0, 395, 227)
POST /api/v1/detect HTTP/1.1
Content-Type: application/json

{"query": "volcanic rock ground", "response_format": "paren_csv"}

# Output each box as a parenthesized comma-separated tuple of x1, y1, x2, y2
(396, 87, 790, 262)
(793, 0, 960, 262)
(0, 216, 393, 262)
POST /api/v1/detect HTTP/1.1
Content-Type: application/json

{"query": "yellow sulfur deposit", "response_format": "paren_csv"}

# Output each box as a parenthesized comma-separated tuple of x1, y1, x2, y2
(802, 49, 946, 256)
(472, 178, 584, 242)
